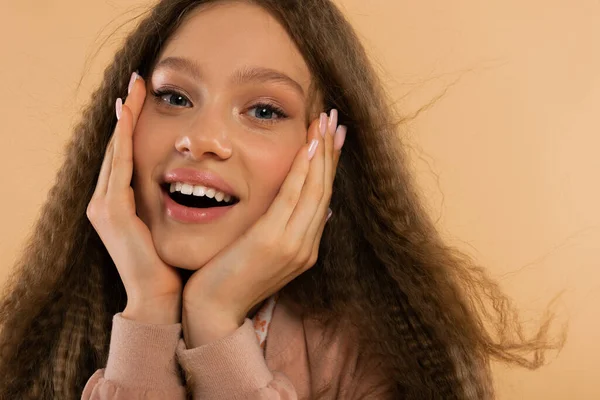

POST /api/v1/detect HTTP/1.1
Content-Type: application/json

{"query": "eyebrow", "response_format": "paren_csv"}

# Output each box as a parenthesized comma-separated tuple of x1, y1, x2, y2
(153, 56, 305, 98)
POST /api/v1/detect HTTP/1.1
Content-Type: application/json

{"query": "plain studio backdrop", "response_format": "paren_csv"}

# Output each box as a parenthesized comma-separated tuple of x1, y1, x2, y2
(1, 1, 598, 398)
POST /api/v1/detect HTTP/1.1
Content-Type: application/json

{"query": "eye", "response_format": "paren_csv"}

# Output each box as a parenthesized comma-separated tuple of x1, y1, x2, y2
(246, 102, 288, 124)
(151, 89, 192, 108)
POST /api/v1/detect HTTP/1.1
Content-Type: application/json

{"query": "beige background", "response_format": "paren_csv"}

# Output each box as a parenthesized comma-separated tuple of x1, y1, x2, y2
(1, 0, 598, 398)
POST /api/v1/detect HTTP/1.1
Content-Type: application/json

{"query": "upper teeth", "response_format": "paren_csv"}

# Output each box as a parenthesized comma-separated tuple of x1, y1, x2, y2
(169, 182, 232, 203)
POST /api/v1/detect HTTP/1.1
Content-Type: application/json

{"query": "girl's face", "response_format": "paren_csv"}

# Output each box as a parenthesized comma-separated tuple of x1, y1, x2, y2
(132, 2, 314, 270)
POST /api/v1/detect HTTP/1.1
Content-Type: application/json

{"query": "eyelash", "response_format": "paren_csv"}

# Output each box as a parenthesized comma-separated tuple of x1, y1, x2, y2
(151, 88, 192, 108)
(150, 88, 289, 125)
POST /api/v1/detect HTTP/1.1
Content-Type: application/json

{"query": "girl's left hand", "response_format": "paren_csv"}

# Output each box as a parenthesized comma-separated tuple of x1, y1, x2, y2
(181, 110, 347, 348)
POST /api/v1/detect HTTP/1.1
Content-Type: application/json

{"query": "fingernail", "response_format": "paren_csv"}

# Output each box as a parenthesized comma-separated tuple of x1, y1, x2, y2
(328, 109, 338, 136)
(326, 208, 333, 222)
(319, 113, 328, 137)
(115, 98, 123, 120)
(334, 125, 347, 150)
(128, 71, 139, 94)
(307, 139, 319, 160)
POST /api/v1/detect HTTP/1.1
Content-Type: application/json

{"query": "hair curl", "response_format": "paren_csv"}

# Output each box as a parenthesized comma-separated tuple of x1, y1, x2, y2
(0, 0, 562, 399)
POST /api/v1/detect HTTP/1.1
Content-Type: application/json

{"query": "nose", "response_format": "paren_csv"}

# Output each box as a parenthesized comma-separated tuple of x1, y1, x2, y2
(174, 110, 233, 161)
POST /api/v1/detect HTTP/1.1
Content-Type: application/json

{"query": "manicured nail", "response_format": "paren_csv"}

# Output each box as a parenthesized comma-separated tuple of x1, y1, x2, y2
(115, 98, 123, 120)
(319, 113, 328, 137)
(128, 71, 139, 94)
(307, 139, 319, 160)
(334, 125, 347, 150)
(328, 109, 338, 136)
(326, 208, 333, 222)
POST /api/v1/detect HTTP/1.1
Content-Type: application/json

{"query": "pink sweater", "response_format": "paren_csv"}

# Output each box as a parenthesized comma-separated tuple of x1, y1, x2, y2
(81, 293, 390, 399)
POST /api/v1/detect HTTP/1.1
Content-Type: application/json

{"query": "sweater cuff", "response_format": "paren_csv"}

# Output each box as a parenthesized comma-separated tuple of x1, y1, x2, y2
(176, 318, 273, 397)
(104, 312, 184, 390)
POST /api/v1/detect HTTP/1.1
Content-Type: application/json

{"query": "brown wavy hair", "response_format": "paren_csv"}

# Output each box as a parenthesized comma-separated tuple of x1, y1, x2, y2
(0, 0, 562, 399)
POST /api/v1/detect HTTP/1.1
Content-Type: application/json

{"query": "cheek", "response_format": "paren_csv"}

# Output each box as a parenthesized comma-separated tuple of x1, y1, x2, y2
(132, 135, 154, 184)
(132, 111, 172, 177)
(246, 145, 299, 209)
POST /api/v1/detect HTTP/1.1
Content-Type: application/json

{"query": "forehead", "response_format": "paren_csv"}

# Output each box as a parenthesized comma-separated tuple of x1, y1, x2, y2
(155, 2, 312, 94)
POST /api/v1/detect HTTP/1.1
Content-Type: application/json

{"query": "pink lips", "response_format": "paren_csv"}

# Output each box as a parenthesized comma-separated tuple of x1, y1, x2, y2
(161, 167, 237, 224)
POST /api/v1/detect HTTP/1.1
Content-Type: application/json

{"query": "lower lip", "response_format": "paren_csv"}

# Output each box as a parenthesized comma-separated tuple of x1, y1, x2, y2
(162, 188, 235, 223)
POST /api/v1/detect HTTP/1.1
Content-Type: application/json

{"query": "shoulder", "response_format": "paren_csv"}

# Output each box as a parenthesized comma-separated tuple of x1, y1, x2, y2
(265, 295, 392, 399)
(265, 293, 366, 363)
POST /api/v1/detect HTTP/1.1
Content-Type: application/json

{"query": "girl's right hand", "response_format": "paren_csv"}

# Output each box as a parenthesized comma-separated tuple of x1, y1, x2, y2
(86, 72, 182, 324)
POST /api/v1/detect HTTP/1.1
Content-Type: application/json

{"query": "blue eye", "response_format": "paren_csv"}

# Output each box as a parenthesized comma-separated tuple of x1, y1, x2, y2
(247, 103, 288, 122)
(151, 89, 192, 108)
(150, 89, 288, 125)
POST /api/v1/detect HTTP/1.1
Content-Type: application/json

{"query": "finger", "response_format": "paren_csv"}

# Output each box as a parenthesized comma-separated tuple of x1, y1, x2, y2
(104, 72, 145, 153)
(326, 123, 345, 217)
(123, 71, 146, 132)
(284, 112, 328, 242)
(298, 110, 337, 251)
(100, 72, 146, 195)
(326, 109, 337, 181)
(306, 209, 329, 270)
(260, 118, 321, 232)
(108, 101, 135, 192)
(301, 118, 346, 272)
(333, 124, 346, 172)
(93, 136, 116, 196)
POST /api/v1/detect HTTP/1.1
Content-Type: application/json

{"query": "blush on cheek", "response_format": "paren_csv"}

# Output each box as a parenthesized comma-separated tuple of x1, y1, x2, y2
(251, 150, 297, 213)
(268, 161, 292, 199)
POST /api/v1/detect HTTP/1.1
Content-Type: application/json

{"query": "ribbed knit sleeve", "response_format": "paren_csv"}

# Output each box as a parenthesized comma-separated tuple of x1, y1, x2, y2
(81, 313, 187, 399)
(176, 318, 297, 400)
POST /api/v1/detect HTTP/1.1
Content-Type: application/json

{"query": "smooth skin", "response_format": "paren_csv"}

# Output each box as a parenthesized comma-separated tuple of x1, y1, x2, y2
(86, 71, 346, 347)
(132, 2, 324, 274)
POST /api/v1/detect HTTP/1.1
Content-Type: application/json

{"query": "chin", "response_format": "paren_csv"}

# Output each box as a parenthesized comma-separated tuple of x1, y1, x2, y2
(156, 247, 212, 271)
(153, 235, 219, 271)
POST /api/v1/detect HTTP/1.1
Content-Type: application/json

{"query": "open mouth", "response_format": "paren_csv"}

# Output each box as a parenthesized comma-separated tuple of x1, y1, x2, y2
(160, 183, 240, 209)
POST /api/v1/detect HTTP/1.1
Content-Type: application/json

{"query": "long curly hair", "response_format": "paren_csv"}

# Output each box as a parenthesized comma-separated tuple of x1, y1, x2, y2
(0, 0, 562, 398)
